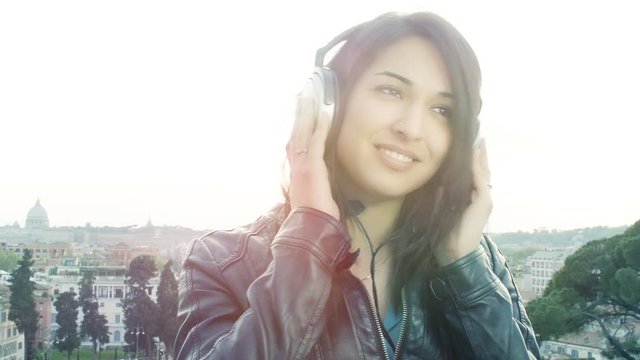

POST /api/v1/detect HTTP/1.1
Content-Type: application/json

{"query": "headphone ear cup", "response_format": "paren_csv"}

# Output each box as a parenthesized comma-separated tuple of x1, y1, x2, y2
(313, 67, 338, 122)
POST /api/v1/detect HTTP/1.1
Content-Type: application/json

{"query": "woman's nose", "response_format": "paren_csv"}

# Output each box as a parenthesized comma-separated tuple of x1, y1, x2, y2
(390, 103, 425, 140)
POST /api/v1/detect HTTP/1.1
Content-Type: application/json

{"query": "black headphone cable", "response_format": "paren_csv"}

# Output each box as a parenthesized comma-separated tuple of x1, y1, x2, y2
(351, 213, 396, 354)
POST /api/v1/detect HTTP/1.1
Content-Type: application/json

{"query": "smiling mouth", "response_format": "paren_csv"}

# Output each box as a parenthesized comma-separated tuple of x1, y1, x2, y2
(376, 146, 419, 163)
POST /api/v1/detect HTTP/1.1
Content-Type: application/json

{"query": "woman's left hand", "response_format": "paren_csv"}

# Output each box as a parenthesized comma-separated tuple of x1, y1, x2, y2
(434, 138, 493, 266)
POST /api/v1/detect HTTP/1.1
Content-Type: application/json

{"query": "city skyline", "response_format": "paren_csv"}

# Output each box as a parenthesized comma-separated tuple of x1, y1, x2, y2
(2, 197, 634, 233)
(2, 1, 639, 233)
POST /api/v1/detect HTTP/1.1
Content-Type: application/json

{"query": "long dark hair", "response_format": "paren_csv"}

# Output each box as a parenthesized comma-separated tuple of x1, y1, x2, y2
(322, 12, 483, 309)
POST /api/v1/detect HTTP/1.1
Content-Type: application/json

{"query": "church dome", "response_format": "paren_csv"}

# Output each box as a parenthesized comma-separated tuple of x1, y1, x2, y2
(26, 199, 49, 230)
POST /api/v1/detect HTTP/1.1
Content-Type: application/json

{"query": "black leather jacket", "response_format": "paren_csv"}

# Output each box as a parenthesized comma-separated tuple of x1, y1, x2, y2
(175, 204, 541, 359)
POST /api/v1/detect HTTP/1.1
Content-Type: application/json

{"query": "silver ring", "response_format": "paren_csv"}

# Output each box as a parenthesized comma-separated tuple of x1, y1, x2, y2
(294, 149, 309, 155)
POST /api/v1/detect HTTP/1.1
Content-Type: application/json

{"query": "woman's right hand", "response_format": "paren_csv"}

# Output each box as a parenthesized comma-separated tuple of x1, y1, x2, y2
(286, 96, 340, 220)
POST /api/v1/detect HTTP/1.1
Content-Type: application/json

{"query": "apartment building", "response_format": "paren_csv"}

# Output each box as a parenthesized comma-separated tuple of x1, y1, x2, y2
(47, 266, 159, 348)
(0, 289, 25, 360)
(529, 250, 568, 296)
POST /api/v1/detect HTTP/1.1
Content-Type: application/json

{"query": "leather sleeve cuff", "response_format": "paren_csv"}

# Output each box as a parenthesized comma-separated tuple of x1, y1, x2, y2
(429, 246, 500, 308)
(273, 207, 352, 272)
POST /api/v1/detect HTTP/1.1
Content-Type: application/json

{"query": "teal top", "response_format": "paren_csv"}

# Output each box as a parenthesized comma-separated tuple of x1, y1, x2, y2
(383, 305, 402, 357)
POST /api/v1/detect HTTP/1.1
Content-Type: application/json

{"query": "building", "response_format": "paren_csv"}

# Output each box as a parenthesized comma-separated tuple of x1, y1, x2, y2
(47, 265, 159, 349)
(1, 242, 74, 269)
(529, 250, 569, 297)
(513, 273, 536, 303)
(33, 284, 53, 351)
(541, 332, 605, 359)
(104, 242, 133, 267)
(0, 287, 25, 360)
(0, 200, 73, 244)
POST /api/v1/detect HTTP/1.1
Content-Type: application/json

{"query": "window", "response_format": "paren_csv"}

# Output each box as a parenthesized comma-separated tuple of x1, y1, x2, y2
(588, 352, 593, 359)
(115, 315, 120, 324)
(1, 311, 6, 322)
(39, 302, 43, 310)
(18, 342, 22, 349)
(571, 349, 578, 358)
(114, 330, 121, 342)
(114, 288, 123, 298)
(100, 302, 105, 307)
(54, 289, 59, 295)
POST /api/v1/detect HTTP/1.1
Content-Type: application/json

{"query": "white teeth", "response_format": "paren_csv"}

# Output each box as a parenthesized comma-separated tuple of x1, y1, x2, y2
(382, 148, 413, 163)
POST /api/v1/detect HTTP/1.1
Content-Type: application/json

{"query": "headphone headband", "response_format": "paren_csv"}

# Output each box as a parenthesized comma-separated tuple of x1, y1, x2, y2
(315, 23, 364, 67)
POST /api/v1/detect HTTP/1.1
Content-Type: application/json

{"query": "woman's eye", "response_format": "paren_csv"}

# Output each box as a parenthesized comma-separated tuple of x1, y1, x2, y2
(375, 85, 403, 99)
(431, 105, 452, 119)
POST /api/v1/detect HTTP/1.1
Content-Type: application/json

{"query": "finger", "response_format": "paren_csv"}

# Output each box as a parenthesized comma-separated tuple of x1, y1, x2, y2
(288, 96, 316, 154)
(308, 106, 332, 157)
(472, 138, 491, 194)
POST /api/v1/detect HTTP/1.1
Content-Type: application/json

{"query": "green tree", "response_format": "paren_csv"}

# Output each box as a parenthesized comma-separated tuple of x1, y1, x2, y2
(527, 220, 640, 359)
(8, 249, 39, 359)
(0, 249, 19, 271)
(53, 291, 81, 360)
(78, 271, 110, 359)
(157, 260, 178, 357)
(122, 255, 161, 357)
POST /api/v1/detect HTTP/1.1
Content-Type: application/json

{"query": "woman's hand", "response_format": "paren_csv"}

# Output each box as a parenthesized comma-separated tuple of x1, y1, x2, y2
(434, 138, 493, 266)
(287, 96, 340, 220)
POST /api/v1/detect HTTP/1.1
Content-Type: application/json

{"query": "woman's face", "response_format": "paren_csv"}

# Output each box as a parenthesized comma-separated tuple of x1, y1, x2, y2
(336, 36, 453, 203)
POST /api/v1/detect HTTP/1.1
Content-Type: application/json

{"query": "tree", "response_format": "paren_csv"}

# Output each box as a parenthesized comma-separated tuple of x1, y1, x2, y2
(78, 271, 110, 359)
(122, 255, 161, 357)
(527, 219, 640, 359)
(53, 291, 81, 360)
(157, 260, 178, 357)
(8, 249, 39, 359)
(0, 249, 19, 271)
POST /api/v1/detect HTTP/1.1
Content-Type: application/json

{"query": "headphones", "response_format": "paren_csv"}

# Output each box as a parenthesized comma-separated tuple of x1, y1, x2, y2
(300, 25, 362, 127)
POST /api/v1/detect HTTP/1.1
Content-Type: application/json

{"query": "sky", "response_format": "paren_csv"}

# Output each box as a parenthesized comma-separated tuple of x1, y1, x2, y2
(1, 1, 639, 233)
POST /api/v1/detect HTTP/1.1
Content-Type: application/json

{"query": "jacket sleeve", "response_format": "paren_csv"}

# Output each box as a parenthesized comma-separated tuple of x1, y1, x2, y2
(174, 207, 352, 360)
(429, 234, 541, 359)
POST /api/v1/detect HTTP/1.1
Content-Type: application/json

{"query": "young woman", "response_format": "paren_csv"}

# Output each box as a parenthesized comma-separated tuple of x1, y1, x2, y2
(175, 12, 540, 359)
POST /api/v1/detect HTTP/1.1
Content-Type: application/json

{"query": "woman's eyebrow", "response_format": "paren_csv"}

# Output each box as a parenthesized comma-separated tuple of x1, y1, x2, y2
(375, 71, 412, 84)
(440, 92, 455, 100)
(375, 71, 454, 99)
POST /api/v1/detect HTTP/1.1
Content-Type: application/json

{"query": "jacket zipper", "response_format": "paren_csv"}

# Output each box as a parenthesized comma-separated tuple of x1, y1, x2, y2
(354, 274, 390, 360)
(393, 289, 410, 360)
